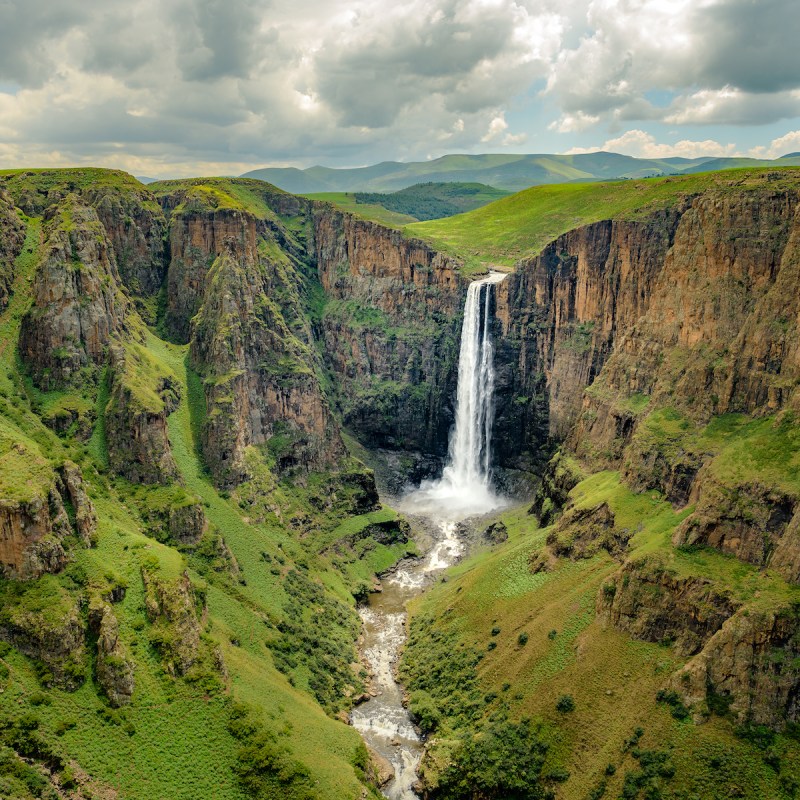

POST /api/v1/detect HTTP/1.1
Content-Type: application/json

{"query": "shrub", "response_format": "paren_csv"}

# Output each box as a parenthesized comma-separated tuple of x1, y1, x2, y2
(518, 632, 529, 646)
(435, 719, 550, 799)
(556, 695, 575, 713)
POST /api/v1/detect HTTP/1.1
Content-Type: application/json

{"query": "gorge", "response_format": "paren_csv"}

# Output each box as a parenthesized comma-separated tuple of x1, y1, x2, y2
(0, 167, 799, 799)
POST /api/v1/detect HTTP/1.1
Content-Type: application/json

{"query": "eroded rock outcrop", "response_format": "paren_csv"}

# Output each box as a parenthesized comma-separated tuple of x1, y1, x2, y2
(19, 196, 128, 390)
(141, 566, 202, 676)
(190, 244, 344, 487)
(105, 343, 180, 485)
(0, 582, 86, 689)
(673, 471, 799, 578)
(669, 603, 800, 728)
(597, 556, 741, 657)
(89, 601, 135, 707)
(0, 188, 26, 309)
(1, 169, 167, 298)
(0, 444, 94, 579)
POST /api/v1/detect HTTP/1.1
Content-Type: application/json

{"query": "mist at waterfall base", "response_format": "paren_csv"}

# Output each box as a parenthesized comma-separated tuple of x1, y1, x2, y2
(402, 272, 508, 522)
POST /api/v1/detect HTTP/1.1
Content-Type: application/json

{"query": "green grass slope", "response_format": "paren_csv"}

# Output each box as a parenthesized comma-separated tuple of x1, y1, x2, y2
(401, 473, 800, 799)
(406, 167, 800, 270)
(0, 171, 418, 800)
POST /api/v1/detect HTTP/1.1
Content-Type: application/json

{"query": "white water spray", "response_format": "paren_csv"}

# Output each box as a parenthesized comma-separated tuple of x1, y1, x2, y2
(403, 272, 508, 520)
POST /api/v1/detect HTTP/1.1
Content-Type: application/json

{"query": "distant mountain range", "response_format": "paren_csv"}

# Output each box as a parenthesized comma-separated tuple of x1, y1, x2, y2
(241, 151, 800, 194)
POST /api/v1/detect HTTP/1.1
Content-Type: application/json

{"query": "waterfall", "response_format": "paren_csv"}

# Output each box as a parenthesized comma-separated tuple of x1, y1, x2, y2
(403, 272, 507, 520)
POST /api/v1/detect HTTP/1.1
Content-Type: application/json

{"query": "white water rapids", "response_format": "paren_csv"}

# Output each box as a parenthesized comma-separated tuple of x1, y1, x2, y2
(351, 272, 508, 799)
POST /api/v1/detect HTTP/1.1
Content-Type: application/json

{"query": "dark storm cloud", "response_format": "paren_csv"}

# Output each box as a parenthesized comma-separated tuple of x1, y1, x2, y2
(172, 0, 266, 81)
(696, 0, 800, 94)
(313, 0, 546, 128)
(0, 0, 88, 85)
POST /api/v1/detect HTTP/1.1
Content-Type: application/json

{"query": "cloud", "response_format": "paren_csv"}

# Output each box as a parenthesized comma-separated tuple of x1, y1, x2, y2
(549, 111, 600, 133)
(754, 130, 800, 159)
(567, 129, 738, 159)
(0, 0, 798, 174)
(311, 0, 561, 128)
(545, 0, 800, 128)
(481, 115, 508, 142)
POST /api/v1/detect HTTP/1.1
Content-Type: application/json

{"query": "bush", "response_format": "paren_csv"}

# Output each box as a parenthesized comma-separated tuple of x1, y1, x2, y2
(556, 695, 575, 713)
(518, 632, 529, 646)
(655, 689, 690, 721)
(436, 718, 550, 799)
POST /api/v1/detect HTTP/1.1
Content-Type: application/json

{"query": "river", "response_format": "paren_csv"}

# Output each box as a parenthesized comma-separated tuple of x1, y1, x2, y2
(350, 519, 464, 798)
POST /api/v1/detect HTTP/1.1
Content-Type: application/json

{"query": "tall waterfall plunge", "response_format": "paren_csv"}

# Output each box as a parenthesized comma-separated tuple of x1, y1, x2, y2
(403, 272, 508, 521)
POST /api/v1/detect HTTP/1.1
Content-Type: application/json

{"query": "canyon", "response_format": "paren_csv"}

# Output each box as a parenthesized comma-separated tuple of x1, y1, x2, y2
(0, 167, 799, 799)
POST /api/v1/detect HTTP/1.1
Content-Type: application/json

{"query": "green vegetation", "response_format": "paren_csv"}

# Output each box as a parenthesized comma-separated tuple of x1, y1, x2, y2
(148, 177, 292, 222)
(407, 168, 800, 270)
(401, 453, 800, 798)
(304, 193, 417, 228)
(352, 182, 509, 222)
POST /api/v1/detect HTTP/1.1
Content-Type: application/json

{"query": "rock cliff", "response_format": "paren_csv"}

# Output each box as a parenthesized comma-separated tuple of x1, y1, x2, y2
(19, 196, 129, 390)
(0, 188, 25, 309)
(313, 206, 467, 456)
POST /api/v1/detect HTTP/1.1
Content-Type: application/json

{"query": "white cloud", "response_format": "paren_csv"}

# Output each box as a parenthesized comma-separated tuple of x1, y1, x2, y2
(549, 111, 600, 133)
(567, 129, 738, 159)
(481, 115, 508, 142)
(755, 130, 800, 159)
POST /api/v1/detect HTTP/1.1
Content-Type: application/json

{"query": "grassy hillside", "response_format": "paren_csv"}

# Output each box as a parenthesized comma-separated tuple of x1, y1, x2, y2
(0, 170, 417, 800)
(306, 183, 510, 226)
(401, 463, 800, 798)
(303, 192, 418, 228)
(406, 167, 800, 270)
(242, 152, 800, 195)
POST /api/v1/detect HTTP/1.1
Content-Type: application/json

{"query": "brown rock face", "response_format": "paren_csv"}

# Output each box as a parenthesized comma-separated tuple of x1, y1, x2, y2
(105, 344, 180, 485)
(0, 455, 94, 580)
(142, 567, 202, 676)
(597, 556, 741, 657)
(86, 185, 167, 296)
(673, 472, 799, 578)
(19, 196, 128, 390)
(164, 208, 258, 342)
(0, 489, 70, 580)
(2, 171, 167, 298)
(90, 601, 135, 707)
(669, 604, 800, 728)
(491, 185, 800, 475)
(0, 188, 25, 309)
(547, 502, 630, 560)
(313, 206, 468, 455)
(59, 460, 97, 545)
(0, 586, 86, 689)
(190, 243, 344, 487)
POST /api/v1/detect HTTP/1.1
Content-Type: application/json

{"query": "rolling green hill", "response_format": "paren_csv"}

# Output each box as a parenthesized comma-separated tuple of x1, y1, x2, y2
(405, 167, 800, 271)
(305, 182, 510, 226)
(241, 151, 800, 195)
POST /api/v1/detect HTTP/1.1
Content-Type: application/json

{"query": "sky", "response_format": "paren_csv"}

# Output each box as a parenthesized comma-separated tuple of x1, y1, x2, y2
(1, 0, 800, 178)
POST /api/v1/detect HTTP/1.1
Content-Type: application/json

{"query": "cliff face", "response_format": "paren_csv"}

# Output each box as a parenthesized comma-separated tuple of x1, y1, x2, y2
(105, 343, 181, 485)
(1, 170, 167, 298)
(0, 450, 95, 581)
(19, 196, 129, 390)
(164, 208, 259, 342)
(313, 207, 467, 455)
(190, 244, 345, 486)
(0, 189, 25, 310)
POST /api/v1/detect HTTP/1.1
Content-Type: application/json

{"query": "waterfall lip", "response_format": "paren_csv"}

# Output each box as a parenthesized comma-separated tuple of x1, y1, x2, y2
(402, 270, 508, 522)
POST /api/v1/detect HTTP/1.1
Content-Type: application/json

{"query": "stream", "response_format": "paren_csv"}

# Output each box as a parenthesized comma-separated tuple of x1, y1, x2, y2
(350, 519, 464, 799)
(351, 272, 509, 797)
